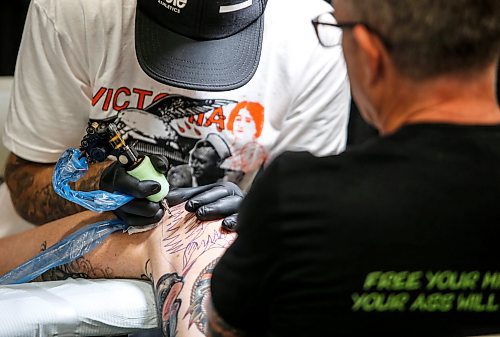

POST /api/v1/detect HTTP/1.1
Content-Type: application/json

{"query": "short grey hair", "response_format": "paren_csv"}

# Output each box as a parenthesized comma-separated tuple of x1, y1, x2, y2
(348, 0, 500, 79)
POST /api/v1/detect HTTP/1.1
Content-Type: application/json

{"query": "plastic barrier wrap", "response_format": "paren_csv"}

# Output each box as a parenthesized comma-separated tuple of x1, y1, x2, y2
(0, 148, 135, 284)
(0, 278, 159, 336)
(52, 148, 133, 212)
(0, 219, 127, 285)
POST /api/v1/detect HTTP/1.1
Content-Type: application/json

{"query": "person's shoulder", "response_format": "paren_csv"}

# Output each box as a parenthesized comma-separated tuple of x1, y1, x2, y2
(266, 0, 332, 21)
(264, 0, 331, 37)
(33, 0, 133, 11)
(270, 150, 349, 174)
(263, 139, 405, 193)
(32, 0, 134, 30)
(270, 151, 327, 172)
(263, 0, 331, 38)
(259, 0, 344, 91)
(258, 150, 347, 193)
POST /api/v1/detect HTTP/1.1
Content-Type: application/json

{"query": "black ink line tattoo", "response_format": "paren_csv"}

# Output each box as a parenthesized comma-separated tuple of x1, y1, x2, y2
(141, 259, 153, 281)
(162, 206, 233, 271)
(33, 257, 114, 282)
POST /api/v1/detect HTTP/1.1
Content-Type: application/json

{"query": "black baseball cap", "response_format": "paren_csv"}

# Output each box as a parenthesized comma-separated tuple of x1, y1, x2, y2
(135, 0, 267, 91)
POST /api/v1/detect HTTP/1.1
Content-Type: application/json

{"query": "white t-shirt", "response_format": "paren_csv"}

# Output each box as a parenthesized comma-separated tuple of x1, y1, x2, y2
(4, 0, 350, 191)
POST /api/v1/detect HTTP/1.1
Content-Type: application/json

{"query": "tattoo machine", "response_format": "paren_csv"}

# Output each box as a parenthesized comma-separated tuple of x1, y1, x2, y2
(0, 122, 173, 285)
(80, 121, 171, 213)
(52, 148, 133, 212)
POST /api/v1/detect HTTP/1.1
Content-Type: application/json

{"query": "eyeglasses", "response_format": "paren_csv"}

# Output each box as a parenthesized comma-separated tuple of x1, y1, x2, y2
(312, 12, 392, 49)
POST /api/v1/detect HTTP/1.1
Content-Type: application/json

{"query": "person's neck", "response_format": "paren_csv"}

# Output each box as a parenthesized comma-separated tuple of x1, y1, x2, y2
(377, 67, 500, 135)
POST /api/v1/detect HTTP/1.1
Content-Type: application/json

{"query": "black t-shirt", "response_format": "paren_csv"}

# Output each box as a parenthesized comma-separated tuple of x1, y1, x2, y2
(211, 123, 500, 337)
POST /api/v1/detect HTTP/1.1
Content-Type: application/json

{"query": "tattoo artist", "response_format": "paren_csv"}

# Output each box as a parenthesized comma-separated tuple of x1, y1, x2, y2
(2, 0, 349, 231)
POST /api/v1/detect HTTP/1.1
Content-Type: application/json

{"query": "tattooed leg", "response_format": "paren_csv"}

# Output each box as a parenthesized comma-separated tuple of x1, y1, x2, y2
(0, 205, 236, 337)
(144, 204, 236, 337)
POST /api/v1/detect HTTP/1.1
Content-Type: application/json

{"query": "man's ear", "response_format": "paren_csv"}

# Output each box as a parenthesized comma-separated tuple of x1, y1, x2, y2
(351, 25, 386, 86)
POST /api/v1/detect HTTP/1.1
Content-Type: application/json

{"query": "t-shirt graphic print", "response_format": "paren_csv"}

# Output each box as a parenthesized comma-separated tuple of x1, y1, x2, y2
(92, 91, 269, 189)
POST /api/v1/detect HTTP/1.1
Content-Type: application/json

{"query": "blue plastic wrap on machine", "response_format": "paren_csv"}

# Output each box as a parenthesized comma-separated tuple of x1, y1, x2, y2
(0, 148, 133, 285)
(52, 148, 134, 211)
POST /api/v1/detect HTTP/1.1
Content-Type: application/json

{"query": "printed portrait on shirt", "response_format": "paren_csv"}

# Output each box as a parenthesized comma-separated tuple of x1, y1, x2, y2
(221, 101, 268, 173)
(92, 92, 269, 189)
(188, 134, 231, 187)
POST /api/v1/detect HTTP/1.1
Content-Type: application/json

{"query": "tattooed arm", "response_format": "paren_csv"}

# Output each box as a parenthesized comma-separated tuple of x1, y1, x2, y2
(0, 210, 143, 278)
(4, 152, 111, 225)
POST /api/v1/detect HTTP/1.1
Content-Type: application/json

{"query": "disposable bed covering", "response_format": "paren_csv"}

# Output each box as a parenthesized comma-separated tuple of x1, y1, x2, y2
(0, 148, 132, 285)
(0, 148, 160, 335)
(0, 278, 158, 336)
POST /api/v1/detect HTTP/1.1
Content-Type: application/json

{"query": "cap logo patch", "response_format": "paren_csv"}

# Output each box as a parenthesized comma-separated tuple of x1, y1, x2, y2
(157, 0, 187, 14)
(219, 0, 253, 13)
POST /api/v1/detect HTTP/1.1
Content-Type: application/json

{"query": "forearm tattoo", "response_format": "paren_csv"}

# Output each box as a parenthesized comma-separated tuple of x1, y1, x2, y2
(34, 257, 114, 281)
(5, 154, 109, 225)
(33, 241, 114, 281)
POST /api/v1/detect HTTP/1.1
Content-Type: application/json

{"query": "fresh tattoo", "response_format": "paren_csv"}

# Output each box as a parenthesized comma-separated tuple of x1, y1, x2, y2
(162, 205, 233, 271)
(5, 154, 109, 225)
